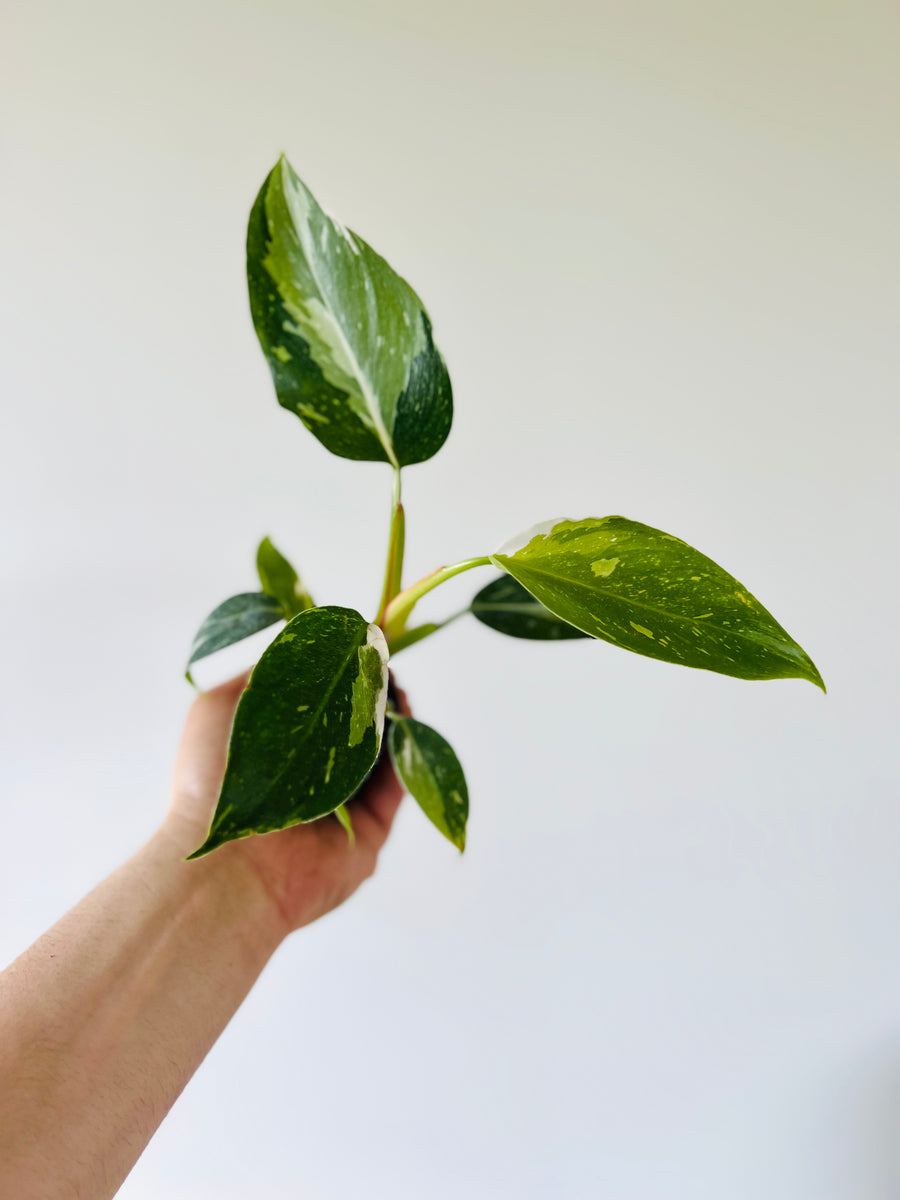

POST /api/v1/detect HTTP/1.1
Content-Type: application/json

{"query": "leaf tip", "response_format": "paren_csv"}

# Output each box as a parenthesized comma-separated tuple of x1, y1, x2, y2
(792, 644, 825, 693)
(333, 803, 356, 846)
(807, 665, 827, 694)
(185, 823, 231, 860)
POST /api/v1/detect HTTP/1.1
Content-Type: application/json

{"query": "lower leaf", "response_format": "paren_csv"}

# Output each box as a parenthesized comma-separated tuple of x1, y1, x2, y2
(188, 606, 388, 858)
(388, 716, 468, 851)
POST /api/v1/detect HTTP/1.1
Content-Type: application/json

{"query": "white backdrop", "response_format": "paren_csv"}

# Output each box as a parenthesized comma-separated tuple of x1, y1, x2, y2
(2, 3, 899, 1197)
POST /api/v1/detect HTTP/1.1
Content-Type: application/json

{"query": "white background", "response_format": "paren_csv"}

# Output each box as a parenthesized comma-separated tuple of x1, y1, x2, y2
(2, 2, 899, 1196)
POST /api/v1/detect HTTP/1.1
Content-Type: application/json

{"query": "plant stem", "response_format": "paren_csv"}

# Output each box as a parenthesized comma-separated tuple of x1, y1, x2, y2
(386, 607, 469, 655)
(382, 556, 492, 638)
(375, 466, 405, 625)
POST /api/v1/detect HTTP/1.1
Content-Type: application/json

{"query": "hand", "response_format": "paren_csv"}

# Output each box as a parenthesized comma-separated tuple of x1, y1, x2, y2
(0, 669, 405, 1199)
(163, 671, 407, 937)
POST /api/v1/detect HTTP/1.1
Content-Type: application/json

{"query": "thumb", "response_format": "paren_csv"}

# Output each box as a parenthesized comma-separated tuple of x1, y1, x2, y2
(169, 670, 250, 823)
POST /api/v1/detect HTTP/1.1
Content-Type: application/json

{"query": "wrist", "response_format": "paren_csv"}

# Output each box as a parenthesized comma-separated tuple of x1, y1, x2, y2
(153, 816, 290, 956)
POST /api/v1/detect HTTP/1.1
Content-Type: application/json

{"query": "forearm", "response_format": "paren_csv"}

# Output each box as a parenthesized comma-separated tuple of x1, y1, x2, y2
(0, 825, 286, 1200)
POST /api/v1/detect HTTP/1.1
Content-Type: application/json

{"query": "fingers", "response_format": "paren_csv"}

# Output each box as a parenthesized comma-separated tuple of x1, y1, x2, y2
(170, 670, 251, 812)
(352, 752, 404, 839)
(173, 669, 407, 863)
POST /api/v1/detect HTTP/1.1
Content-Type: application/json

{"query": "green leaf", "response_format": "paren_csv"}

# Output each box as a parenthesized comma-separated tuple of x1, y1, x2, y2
(188, 606, 389, 858)
(333, 803, 355, 846)
(471, 575, 589, 641)
(256, 536, 314, 617)
(492, 517, 824, 689)
(247, 156, 452, 466)
(388, 717, 468, 851)
(185, 592, 284, 682)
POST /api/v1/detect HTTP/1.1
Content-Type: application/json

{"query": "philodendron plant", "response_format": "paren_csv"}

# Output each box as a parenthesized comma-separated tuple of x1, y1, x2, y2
(185, 155, 824, 859)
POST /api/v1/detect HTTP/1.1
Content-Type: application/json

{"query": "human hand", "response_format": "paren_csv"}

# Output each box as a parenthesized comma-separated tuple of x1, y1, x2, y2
(163, 671, 407, 937)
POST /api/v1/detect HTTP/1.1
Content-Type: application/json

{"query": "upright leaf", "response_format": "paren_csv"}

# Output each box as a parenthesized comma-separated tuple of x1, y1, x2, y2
(388, 717, 468, 851)
(493, 517, 824, 688)
(471, 575, 588, 641)
(247, 156, 452, 466)
(188, 606, 389, 858)
(256, 536, 314, 616)
(185, 592, 284, 683)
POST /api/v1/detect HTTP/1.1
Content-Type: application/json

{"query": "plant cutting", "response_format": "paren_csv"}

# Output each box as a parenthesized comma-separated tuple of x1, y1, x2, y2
(185, 155, 824, 859)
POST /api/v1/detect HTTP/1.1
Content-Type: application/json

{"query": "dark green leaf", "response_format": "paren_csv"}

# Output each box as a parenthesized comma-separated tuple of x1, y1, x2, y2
(247, 156, 452, 466)
(256, 536, 314, 617)
(185, 592, 284, 683)
(471, 575, 589, 641)
(492, 517, 824, 689)
(188, 606, 389, 858)
(388, 717, 468, 851)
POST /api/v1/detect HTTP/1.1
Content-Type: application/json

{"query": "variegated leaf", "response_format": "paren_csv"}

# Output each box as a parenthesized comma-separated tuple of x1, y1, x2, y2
(388, 716, 468, 851)
(256, 536, 313, 617)
(188, 606, 388, 858)
(493, 517, 824, 688)
(185, 592, 284, 683)
(247, 156, 452, 466)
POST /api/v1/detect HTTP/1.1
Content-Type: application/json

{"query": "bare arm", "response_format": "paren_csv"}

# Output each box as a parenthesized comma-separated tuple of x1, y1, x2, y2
(0, 673, 405, 1200)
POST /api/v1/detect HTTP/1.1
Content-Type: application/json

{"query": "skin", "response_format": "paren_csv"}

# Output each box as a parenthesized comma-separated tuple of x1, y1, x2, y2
(0, 671, 406, 1200)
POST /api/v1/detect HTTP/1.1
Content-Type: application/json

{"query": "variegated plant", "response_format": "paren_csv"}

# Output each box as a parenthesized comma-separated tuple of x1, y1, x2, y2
(185, 155, 824, 859)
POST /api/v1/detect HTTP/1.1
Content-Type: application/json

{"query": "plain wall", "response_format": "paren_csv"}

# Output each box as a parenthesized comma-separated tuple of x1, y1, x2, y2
(2, 2, 899, 1196)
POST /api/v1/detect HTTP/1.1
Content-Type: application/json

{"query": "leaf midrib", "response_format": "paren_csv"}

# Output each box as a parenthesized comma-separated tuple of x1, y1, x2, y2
(394, 722, 445, 826)
(289, 192, 399, 468)
(498, 558, 803, 662)
(233, 620, 372, 821)
(190, 596, 283, 663)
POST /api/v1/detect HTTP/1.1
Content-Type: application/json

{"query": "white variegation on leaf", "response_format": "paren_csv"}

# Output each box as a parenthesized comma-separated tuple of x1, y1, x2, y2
(180, 160, 828, 865)
(388, 716, 468, 851)
(247, 156, 452, 466)
(189, 607, 389, 858)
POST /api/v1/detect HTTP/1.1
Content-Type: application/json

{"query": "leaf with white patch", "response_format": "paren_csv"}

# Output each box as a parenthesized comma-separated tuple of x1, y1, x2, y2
(388, 717, 468, 851)
(185, 592, 284, 683)
(492, 516, 824, 688)
(188, 607, 389, 858)
(470, 575, 589, 641)
(247, 156, 452, 465)
(256, 536, 314, 617)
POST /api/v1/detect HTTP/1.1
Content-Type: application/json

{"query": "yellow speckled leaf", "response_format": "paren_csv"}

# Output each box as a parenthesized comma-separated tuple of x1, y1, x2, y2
(493, 517, 824, 689)
(189, 606, 388, 858)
